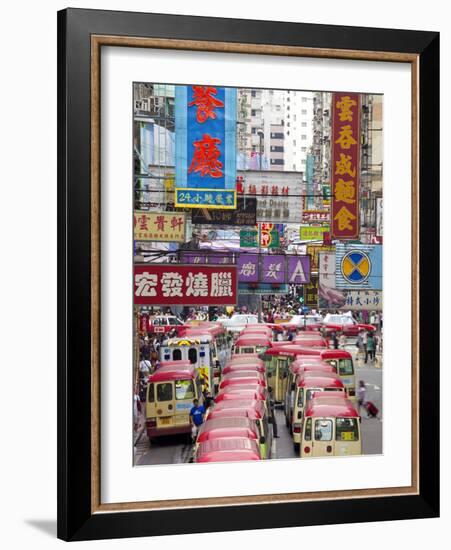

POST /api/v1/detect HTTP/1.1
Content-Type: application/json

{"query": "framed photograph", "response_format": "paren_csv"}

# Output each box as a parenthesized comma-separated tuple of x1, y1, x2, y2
(57, 8, 439, 541)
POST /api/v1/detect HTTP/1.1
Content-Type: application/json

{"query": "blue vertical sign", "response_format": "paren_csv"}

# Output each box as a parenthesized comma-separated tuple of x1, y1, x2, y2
(175, 85, 237, 207)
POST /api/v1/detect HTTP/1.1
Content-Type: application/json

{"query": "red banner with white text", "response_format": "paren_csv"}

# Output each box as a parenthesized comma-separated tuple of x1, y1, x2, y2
(134, 264, 238, 306)
(331, 93, 360, 239)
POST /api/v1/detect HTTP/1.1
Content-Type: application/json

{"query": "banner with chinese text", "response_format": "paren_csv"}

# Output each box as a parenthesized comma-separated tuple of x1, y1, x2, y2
(133, 211, 186, 242)
(134, 265, 237, 306)
(331, 92, 360, 239)
(339, 290, 383, 311)
(236, 254, 310, 285)
(175, 85, 236, 207)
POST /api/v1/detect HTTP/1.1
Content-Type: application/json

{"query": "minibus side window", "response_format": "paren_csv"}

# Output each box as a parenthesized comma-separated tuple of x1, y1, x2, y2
(148, 383, 155, 403)
(172, 348, 182, 361)
(304, 418, 312, 441)
(338, 359, 354, 376)
(188, 347, 197, 365)
(242, 347, 254, 354)
(297, 388, 304, 407)
(156, 383, 173, 402)
(336, 417, 359, 441)
(314, 419, 333, 441)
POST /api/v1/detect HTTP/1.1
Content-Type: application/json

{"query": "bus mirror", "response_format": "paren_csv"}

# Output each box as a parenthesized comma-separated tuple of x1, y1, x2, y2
(297, 411, 303, 420)
(291, 383, 295, 391)
(259, 436, 266, 445)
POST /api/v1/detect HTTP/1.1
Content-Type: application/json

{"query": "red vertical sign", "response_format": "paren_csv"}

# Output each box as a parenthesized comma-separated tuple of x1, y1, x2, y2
(331, 93, 360, 239)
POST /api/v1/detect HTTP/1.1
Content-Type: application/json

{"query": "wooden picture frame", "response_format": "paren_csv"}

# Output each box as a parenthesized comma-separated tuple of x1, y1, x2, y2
(57, 8, 439, 541)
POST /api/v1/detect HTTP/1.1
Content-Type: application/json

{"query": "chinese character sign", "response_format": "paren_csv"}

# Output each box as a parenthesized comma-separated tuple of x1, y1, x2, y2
(133, 212, 186, 242)
(341, 290, 383, 311)
(134, 265, 237, 306)
(261, 255, 286, 284)
(331, 93, 360, 239)
(237, 254, 259, 283)
(175, 85, 237, 205)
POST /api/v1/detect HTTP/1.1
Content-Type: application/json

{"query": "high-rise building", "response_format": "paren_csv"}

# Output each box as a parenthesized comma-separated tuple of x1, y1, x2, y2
(283, 91, 314, 172)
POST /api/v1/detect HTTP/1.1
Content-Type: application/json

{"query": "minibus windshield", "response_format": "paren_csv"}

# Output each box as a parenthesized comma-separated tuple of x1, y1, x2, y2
(175, 379, 195, 400)
(338, 359, 354, 376)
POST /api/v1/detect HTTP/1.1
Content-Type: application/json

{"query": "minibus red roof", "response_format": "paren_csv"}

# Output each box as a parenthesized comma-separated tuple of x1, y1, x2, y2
(208, 399, 265, 419)
(264, 345, 320, 357)
(290, 363, 335, 375)
(159, 360, 192, 368)
(320, 349, 352, 360)
(291, 357, 324, 368)
(149, 365, 196, 382)
(221, 371, 265, 381)
(197, 417, 258, 442)
(214, 388, 266, 403)
(305, 396, 358, 418)
(235, 335, 271, 346)
(293, 338, 328, 347)
(195, 438, 261, 462)
(220, 377, 267, 389)
(297, 373, 345, 389)
(222, 364, 266, 374)
(226, 354, 264, 366)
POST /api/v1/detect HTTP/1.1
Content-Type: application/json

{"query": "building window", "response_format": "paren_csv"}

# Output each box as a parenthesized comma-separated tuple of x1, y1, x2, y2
(301, 147, 307, 152)
(301, 135, 307, 140)
(251, 109, 256, 116)
(287, 105, 290, 110)
(252, 127, 257, 134)
(301, 122, 307, 127)
(293, 139, 296, 146)
(301, 109, 307, 115)
(302, 97, 307, 102)
(251, 90, 256, 97)
(287, 122, 290, 127)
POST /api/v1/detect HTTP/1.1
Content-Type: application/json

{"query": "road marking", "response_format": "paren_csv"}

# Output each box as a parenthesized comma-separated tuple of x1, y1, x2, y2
(271, 438, 277, 458)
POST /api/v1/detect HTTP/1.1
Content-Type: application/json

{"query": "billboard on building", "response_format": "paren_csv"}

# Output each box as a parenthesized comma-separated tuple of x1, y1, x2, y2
(175, 85, 237, 208)
(335, 243, 382, 290)
(191, 197, 256, 225)
(134, 264, 238, 306)
(331, 92, 360, 239)
(318, 252, 346, 309)
(133, 211, 186, 242)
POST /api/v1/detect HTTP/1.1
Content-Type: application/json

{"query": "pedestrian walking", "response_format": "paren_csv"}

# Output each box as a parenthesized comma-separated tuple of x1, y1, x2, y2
(357, 380, 366, 414)
(366, 332, 376, 363)
(189, 398, 206, 443)
(139, 356, 152, 378)
(268, 387, 279, 438)
(332, 331, 339, 349)
(361, 330, 368, 363)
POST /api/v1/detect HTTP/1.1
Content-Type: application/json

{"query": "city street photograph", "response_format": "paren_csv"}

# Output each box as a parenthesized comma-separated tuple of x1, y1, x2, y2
(132, 82, 383, 466)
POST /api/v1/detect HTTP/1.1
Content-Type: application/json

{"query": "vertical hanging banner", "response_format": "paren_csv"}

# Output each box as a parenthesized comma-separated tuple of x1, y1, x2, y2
(175, 85, 237, 208)
(331, 93, 360, 239)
